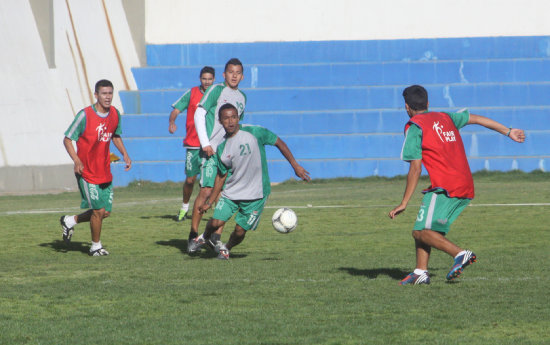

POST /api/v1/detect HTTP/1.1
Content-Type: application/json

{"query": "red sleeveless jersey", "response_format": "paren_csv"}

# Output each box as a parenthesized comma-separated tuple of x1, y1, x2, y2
(183, 86, 203, 148)
(406, 112, 475, 199)
(77, 106, 119, 184)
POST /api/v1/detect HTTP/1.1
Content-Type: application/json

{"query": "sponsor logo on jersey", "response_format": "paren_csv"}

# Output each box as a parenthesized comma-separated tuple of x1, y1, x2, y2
(433, 121, 456, 143)
(96, 123, 113, 142)
(235, 101, 244, 113)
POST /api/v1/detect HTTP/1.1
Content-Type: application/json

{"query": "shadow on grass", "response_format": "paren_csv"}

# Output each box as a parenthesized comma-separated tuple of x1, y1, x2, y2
(141, 214, 178, 221)
(140, 215, 208, 223)
(156, 239, 247, 259)
(39, 240, 89, 254)
(156, 239, 187, 254)
(339, 267, 416, 280)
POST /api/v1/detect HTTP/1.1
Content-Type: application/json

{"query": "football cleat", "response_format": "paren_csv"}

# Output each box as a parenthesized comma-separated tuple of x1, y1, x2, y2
(217, 248, 230, 260)
(89, 247, 109, 256)
(210, 240, 225, 253)
(60, 215, 74, 244)
(446, 250, 477, 281)
(212, 241, 229, 260)
(399, 272, 430, 285)
(187, 234, 206, 254)
(177, 209, 189, 222)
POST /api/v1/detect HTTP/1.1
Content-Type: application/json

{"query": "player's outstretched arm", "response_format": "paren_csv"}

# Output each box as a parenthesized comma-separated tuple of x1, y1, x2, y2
(274, 138, 311, 181)
(468, 114, 526, 143)
(389, 159, 422, 219)
(112, 135, 132, 171)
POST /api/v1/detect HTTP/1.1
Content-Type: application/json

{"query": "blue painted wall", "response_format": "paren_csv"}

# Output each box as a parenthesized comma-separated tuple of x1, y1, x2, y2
(113, 36, 550, 186)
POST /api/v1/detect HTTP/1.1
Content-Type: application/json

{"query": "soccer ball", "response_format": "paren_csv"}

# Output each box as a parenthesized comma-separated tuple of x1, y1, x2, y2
(272, 208, 298, 233)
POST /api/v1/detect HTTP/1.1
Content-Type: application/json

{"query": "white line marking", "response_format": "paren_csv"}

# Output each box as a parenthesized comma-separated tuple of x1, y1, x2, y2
(1, 200, 549, 216)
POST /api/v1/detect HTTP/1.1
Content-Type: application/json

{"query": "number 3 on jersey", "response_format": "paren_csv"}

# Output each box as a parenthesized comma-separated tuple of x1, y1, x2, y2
(239, 143, 251, 156)
(416, 209, 425, 221)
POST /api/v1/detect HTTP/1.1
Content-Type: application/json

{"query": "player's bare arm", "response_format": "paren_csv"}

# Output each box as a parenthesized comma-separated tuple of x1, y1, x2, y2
(63, 136, 84, 174)
(389, 159, 422, 219)
(199, 171, 227, 213)
(468, 114, 526, 143)
(168, 108, 181, 134)
(112, 135, 132, 171)
(274, 138, 311, 181)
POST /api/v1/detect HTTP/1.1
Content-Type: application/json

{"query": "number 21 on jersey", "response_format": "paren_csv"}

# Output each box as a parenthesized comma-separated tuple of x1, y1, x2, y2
(239, 143, 251, 156)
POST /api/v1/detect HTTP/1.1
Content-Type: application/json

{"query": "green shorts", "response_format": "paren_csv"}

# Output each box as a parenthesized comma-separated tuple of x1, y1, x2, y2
(185, 148, 201, 177)
(199, 154, 218, 188)
(77, 175, 113, 212)
(413, 191, 470, 234)
(213, 195, 269, 231)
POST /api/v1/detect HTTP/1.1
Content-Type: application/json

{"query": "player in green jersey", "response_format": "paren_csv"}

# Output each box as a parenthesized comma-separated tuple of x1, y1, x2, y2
(188, 58, 247, 250)
(188, 103, 310, 259)
(390, 85, 526, 285)
(60, 80, 132, 256)
(168, 66, 215, 221)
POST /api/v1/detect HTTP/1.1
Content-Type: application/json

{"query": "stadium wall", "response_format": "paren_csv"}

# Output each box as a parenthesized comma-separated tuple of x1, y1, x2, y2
(145, 0, 550, 43)
(1, 0, 549, 193)
(0, 0, 139, 194)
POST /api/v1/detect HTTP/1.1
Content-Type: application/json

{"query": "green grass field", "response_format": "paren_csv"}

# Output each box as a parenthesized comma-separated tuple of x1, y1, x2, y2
(1, 171, 549, 345)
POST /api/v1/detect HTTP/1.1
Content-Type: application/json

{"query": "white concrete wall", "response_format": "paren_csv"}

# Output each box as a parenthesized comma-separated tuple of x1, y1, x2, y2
(145, 0, 550, 44)
(0, 0, 139, 170)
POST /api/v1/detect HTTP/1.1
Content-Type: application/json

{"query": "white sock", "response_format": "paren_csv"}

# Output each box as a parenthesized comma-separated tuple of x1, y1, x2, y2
(414, 268, 428, 275)
(65, 215, 77, 228)
(455, 250, 467, 259)
(90, 241, 102, 251)
(182, 203, 189, 212)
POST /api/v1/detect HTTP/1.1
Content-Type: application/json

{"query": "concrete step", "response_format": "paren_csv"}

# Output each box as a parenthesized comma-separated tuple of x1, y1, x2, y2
(145, 36, 550, 66)
(116, 130, 547, 162)
(120, 82, 550, 114)
(132, 58, 550, 90)
(121, 106, 550, 138)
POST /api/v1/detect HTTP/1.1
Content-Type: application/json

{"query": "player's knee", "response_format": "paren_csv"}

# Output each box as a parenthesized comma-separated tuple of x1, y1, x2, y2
(199, 186, 212, 199)
(412, 230, 422, 240)
(210, 218, 225, 229)
(234, 226, 246, 237)
(103, 211, 111, 218)
(93, 208, 106, 218)
(185, 176, 197, 185)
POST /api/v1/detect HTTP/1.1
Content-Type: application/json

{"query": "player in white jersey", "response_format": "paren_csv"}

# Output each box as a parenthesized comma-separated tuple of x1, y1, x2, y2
(188, 58, 247, 250)
(188, 104, 310, 259)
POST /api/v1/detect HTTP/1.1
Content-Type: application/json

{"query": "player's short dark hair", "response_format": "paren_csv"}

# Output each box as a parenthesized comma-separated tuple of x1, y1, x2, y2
(95, 79, 113, 93)
(200, 66, 215, 77)
(224, 58, 243, 73)
(402, 85, 428, 111)
(218, 103, 238, 121)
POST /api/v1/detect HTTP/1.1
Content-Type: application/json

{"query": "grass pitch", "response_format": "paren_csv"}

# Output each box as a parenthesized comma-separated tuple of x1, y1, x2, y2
(0, 171, 549, 344)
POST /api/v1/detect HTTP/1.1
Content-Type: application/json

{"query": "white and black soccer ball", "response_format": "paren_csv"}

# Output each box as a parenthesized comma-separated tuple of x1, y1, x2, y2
(271, 208, 298, 233)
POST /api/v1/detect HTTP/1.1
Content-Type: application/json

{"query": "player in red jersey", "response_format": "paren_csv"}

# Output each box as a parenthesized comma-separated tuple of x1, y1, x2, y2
(169, 66, 215, 223)
(60, 80, 132, 256)
(389, 85, 525, 285)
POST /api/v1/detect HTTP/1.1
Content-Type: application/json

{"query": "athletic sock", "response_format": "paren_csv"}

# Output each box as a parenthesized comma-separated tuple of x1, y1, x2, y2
(90, 241, 102, 251)
(455, 250, 467, 259)
(413, 268, 428, 275)
(65, 215, 77, 228)
(209, 233, 221, 243)
(182, 203, 189, 212)
(188, 231, 198, 241)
